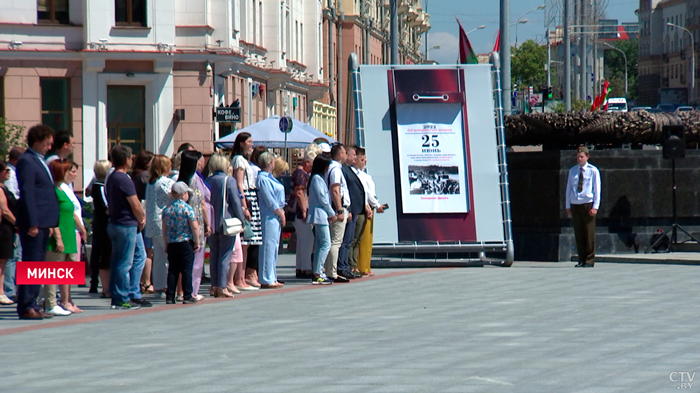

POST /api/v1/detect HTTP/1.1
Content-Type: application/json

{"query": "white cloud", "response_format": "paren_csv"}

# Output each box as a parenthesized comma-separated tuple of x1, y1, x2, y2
(425, 31, 459, 65)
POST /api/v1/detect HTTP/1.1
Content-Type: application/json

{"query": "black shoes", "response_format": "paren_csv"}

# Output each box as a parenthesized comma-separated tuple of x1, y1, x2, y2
(333, 275, 350, 283)
(338, 270, 357, 280)
(131, 298, 153, 307)
(182, 297, 198, 304)
(575, 263, 595, 268)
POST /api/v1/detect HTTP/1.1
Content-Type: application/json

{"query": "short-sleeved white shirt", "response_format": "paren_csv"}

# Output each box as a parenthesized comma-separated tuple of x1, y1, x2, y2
(325, 160, 350, 208)
(232, 155, 256, 191)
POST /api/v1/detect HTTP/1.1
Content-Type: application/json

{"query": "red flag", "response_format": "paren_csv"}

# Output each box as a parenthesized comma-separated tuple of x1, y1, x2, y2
(494, 30, 501, 52)
(457, 18, 478, 64)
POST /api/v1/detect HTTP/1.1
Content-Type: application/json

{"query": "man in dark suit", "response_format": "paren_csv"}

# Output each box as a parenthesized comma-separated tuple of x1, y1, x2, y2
(338, 146, 370, 279)
(16, 124, 60, 319)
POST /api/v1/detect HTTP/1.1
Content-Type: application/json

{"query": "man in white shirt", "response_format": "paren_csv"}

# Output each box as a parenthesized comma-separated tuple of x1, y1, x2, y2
(45, 130, 75, 165)
(6, 146, 23, 199)
(324, 144, 351, 282)
(565, 146, 601, 268)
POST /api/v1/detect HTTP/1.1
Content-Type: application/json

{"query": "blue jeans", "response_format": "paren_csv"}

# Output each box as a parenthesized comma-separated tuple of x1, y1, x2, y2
(338, 214, 357, 272)
(258, 215, 281, 285)
(131, 232, 146, 300)
(313, 224, 331, 277)
(108, 223, 142, 305)
(4, 234, 19, 299)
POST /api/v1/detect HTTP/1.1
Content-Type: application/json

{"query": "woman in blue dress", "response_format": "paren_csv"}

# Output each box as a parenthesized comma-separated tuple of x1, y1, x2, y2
(255, 152, 286, 289)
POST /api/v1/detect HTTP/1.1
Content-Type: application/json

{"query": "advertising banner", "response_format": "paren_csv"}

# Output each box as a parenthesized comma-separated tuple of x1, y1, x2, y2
(396, 103, 469, 214)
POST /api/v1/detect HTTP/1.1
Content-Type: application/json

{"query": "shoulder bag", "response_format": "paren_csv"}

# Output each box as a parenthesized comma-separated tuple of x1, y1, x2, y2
(221, 176, 244, 236)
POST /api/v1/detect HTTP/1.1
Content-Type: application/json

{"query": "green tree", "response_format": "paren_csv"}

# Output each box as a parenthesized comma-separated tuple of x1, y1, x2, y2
(511, 40, 549, 91)
(602, 38, 638, 100)
(0, 119, 26, 159)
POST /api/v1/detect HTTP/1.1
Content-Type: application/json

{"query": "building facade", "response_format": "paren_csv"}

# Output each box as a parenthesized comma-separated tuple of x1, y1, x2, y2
(0, 0, 326, 192)
(638, 0, 698, 106)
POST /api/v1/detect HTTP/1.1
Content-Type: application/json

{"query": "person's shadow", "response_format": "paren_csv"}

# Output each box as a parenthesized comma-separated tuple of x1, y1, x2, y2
(608, 196, 639, 252)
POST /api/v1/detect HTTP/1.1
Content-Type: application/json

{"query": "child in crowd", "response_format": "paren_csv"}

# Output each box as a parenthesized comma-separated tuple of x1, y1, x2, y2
(161, 181, 200, 304)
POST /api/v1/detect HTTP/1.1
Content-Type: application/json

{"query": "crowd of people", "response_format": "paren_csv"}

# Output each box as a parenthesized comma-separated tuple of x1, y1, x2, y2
(0, 124, 384, 320)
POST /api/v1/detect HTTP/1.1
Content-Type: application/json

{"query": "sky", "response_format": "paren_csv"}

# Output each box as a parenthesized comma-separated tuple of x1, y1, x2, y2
(423, 0, 640, 65)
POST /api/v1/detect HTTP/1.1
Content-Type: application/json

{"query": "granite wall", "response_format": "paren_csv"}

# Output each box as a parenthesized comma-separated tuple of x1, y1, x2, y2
(508, 150, 700, 261)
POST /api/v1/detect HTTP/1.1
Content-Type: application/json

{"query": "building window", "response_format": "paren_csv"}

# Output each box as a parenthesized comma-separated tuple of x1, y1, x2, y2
(38, 0, 69, 24)
(115, 0, 147, 27)
(108, 86, 145, 153)
(40, 78, 71, 132)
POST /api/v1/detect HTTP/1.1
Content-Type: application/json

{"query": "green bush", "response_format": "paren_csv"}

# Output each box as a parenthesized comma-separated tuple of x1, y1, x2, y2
(0, 118, 26, 159)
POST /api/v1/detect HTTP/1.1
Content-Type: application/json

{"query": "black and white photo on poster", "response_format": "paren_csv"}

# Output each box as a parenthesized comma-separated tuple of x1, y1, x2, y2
(408, 165, 461, 195)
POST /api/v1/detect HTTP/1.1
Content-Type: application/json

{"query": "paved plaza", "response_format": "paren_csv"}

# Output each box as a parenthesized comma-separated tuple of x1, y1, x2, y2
(1, 256, 700, 392)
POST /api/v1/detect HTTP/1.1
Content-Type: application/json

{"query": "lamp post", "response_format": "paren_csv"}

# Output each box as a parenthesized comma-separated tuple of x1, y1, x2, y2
(466, 25, 486, 36)
(601, 42, 628, 98)
(514, 20, 528, 48)
(668, 22, 695, 104)
(515, 5, 545, 47)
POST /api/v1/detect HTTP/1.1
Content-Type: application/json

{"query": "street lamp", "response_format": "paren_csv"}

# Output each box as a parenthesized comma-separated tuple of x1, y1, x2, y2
(466, 25, 486, 36)
(515, 5, 545, 47)
(601, 42, 628, 98)
(514, 20, 528, 47)
(668, 22, 695, 104)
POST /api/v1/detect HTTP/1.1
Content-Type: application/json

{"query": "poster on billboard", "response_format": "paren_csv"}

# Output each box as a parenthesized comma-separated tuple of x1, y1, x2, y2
(396, 102, 469, 214)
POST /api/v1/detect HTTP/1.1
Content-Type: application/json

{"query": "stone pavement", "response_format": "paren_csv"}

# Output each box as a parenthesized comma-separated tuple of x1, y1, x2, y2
(2, 256, 700, 392)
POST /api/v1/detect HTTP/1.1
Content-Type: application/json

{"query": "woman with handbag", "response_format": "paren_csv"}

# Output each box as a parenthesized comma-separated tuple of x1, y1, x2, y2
(206, 153, 245, 298)
(256, 152, 287, 289)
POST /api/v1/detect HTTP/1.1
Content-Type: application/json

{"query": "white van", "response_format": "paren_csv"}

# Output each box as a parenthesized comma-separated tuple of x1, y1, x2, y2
(606, 98, 628, 112)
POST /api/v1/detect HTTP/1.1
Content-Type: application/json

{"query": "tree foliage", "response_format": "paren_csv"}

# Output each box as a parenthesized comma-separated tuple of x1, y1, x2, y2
(0, 119, 26, 159)
(603, 38, 638, 100)
(511, 40, 549, 91)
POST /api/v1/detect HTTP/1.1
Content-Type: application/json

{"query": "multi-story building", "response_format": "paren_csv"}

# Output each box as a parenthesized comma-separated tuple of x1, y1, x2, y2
(0, 0, 326, 192)
(638, 0, 697, 106)
(322, 0, 428, 144)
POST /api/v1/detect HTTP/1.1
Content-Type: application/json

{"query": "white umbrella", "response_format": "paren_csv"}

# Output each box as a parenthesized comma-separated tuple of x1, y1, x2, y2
(214, 115, 336, 149)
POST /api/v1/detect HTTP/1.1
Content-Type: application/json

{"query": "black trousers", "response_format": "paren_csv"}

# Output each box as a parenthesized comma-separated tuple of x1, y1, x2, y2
(166, 241, 195, 301)
(16, 228, 50, 315)
(90, 227, 112, 287)
(246, 244, 259, 271)
(571, 203, 596, 264)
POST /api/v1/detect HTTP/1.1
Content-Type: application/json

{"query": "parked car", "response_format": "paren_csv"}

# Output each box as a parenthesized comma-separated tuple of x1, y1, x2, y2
(676, 106, 694, 112)
(606, 98, 628, 112)
(631, 106, 652, 111)
(656, 104, 677, 112)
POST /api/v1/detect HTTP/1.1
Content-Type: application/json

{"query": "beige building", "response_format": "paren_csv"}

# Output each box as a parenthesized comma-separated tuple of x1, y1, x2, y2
(0, 0, 327, 192)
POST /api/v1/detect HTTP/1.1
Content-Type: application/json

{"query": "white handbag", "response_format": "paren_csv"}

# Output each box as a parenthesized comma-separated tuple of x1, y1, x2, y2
(221, 177, 244, 236)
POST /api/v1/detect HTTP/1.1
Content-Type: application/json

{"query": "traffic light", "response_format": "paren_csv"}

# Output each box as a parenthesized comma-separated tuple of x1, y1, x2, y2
(547, 86, 553, 99)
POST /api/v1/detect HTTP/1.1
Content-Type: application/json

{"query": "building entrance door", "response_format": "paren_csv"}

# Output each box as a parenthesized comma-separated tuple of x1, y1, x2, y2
(108, 86, 145, 153)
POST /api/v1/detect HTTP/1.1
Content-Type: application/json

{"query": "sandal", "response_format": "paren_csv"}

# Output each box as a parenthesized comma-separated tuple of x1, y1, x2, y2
(100, 292, 111, 298)
(227, 286, 241, 294)
(260, 282, 284, 289)
(141, 284, 155, 294)
(0, 294, 15, 305)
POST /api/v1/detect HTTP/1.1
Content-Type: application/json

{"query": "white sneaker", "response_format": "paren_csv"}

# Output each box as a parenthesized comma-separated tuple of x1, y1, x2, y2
(45, 305, 72, 316)
(154, 292, 166, 299)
